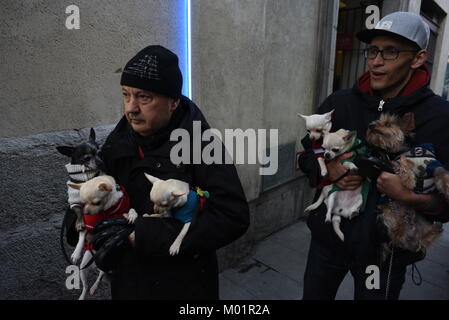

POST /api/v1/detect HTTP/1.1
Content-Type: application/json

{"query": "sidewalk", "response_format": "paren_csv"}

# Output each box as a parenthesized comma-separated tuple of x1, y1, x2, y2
(219, 219, 449, 300)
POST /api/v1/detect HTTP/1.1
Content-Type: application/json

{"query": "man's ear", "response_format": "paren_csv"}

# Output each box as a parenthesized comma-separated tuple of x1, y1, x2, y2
(170, 98, 180, 112)
(411, 50, 427, 69)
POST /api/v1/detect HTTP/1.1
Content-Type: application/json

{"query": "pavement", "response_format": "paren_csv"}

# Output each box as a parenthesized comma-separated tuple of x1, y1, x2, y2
(219, 219, 449, 300)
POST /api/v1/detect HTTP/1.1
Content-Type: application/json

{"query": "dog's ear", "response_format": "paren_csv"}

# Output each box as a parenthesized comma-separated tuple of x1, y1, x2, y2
(297, 113, 308, 120)
(56, 146, 74, 157)
(98, 183, 112, 192)
(89, 128, 96, 143)
(343, 130, 356, 142)
(68, 183, 82, 190)
(144, 173, 161, 185)
(171, 190, 187, 197)
(324, 109, 334, 121)
(398, 112, 415, 133)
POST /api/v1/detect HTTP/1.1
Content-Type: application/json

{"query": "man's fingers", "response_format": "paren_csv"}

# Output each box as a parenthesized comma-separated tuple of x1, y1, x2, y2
(345, 185, 362, 190)
(377, 171, 392, 185)
(336, 175, 363, 190)
(340, 175, 363, 185)
(345, 174, 363, 181)
(337, 152, 353, 161)
(338, 182, 362, 190)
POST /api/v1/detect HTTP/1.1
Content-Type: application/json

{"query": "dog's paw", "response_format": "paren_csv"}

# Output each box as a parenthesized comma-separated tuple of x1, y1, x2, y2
(89, 283, 99, 295)
(78, 289, 87, 300)
(320, 167, 328, 177)
(71, 251, 81, 264)
(343, 162, 358, 172)
(76, 220, 85, 232)
(169, 242, 181, 256)
(126, 208, 138, 224)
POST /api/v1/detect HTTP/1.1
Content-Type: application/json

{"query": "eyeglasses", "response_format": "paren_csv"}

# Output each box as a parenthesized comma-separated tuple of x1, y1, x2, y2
(363, 47, 419, 60)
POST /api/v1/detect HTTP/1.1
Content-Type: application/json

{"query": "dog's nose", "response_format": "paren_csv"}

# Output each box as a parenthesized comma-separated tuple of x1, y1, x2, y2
(324, 153, 331, 160)
(369, 124, 376, 130)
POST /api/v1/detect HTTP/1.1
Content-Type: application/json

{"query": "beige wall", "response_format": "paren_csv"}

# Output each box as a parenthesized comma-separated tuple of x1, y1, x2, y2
(0, 0, 185, 138)
(191, 0, 322, 201)
(431, 0, 449, 95)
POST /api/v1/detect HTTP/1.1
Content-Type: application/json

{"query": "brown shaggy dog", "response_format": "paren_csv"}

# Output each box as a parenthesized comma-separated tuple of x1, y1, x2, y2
(366, 113, 444, 259)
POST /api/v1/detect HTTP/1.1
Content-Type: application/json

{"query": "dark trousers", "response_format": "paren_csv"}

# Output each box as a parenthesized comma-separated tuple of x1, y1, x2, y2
(302, 238, 406, 300)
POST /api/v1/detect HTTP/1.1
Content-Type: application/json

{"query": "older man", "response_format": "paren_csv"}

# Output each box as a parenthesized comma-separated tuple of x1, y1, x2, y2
(96, 45, 249, 299)
(300, 12, 449, 300)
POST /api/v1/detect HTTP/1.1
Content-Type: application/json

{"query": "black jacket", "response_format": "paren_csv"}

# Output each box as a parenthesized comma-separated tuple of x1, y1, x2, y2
(299, 67, 449, 268)
(100, 96, 250, 299)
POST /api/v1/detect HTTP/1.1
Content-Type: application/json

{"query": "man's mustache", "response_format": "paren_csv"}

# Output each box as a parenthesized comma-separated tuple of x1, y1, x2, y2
(128, 115, 144, 121)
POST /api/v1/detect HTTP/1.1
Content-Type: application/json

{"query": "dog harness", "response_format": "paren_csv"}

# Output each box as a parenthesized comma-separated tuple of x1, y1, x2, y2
(328, 135, 371, 211)
(312, 139, 325, 159)
(379, 143, 445, 210)
(83, 186, 131, 250)
(393, 143, 441, 194)
(65, 163, 100, 209)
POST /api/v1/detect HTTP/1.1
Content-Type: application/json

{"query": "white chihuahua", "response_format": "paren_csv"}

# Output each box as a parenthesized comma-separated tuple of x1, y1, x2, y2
(68, 175, 137, 300)
(305, 129, 363, 241)
(143, 173, 192, 256)
(298, 110, 334, 177)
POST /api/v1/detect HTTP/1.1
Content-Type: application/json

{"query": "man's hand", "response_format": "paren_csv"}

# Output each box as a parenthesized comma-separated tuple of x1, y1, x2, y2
(128, 231, 136, 247)
(326, 152, 364, 190)
(377, 171, 438, 211)
(376, 171, 412, 202)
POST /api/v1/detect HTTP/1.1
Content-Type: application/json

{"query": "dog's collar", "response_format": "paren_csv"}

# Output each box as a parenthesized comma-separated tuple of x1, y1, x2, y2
(101, 186, 130, 216)
(349, 139, 366, 156)
(65, 163, 100, 183)
(329, 138, 367, 184)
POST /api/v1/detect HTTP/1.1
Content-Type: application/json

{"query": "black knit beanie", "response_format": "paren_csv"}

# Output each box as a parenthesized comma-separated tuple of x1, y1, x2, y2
(120, 45, 183, 98)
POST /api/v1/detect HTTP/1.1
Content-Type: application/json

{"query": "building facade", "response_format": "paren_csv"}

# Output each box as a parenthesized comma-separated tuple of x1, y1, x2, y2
(0, 0, 448, 299)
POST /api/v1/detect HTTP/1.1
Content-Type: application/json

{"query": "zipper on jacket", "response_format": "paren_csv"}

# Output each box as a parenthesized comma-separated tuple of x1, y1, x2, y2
(378, 100, 385, 111)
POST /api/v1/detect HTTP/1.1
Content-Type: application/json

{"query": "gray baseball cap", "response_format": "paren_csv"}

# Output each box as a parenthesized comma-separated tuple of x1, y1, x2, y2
(357, 11, 430, 50)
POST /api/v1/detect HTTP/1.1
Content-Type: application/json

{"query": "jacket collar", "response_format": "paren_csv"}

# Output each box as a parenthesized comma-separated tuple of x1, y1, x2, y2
(353, 65, 434, 114)
(357, 65, 430, 97)
(101, 185, 130, 216)
(101, 96, 209, 162)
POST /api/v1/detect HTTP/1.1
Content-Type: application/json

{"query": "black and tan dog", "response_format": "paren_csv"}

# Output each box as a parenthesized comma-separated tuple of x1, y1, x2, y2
(366, 113, 448, 259)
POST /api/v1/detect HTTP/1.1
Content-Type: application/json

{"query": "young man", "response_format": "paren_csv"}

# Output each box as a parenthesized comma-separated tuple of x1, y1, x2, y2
(300, 12, 449, 300)
(94, 45, 249, 299)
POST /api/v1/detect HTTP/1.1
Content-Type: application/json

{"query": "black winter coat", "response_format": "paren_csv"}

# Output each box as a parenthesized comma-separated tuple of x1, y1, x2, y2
(100, 96, 250, 299)
(299, 68, 449, 269)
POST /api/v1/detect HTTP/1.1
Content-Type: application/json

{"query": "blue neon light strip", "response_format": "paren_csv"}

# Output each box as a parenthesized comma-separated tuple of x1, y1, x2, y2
(187, 0, 192, 99)
(179, 0, 191, 99)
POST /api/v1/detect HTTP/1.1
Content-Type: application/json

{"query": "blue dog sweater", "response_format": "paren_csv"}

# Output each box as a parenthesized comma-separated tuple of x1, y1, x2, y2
(171, 190, 199, 223)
